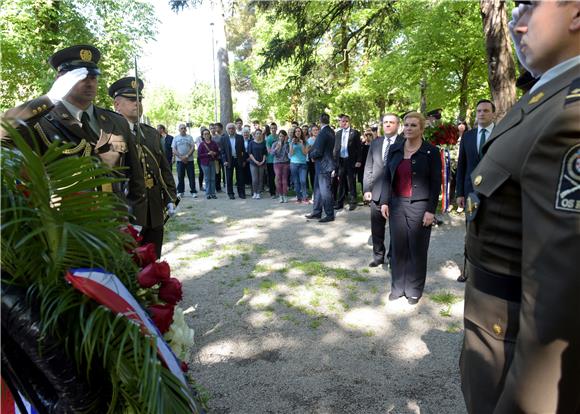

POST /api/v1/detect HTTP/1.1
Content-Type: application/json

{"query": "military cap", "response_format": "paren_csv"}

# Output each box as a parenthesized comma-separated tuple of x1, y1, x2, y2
(49, 45, 101, 75)
(426, 108, 442, 119)
(108, 77, 145, 99)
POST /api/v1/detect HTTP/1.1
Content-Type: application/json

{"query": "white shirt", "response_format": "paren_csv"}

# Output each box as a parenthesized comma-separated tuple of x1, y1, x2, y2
(382, 134, 397, 164)
(62, 100, 99, 135)
(477, 123, 495, 150)
(229, 136, 236, 157)
(340, 128, 350, 158)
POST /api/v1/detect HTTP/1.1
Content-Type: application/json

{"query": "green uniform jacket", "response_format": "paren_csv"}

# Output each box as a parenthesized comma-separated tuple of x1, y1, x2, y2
(1, 95, 146, 204)
(461, 65, 580, 413)
(130, 123, 177, 229)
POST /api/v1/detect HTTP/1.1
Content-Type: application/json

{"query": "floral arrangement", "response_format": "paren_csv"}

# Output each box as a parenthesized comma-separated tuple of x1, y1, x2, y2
(1, 127, 203, 413)
(125, 226, 195, 368)
(424, 123, 459, 147)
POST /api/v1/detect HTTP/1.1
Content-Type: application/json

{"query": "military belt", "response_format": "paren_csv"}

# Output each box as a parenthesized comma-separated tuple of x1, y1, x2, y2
(466, 259, 521, 302)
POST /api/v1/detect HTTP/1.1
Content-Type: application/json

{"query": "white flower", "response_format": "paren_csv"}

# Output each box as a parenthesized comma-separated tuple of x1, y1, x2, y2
(164, 306, 195, 360)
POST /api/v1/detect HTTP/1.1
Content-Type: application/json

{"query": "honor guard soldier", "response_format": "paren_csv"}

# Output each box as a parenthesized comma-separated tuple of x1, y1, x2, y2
(109, 77, 177, 258)
(0, 45, 145, 201)
(460, 2, 580, 413)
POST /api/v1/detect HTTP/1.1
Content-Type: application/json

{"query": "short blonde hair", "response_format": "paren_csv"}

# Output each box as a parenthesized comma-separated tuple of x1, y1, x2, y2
(403, 112, 426, 130)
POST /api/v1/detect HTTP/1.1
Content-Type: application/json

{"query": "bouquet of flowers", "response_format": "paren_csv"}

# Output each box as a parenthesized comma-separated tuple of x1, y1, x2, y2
(424, 123, 459, 148)
(1, 126, 202, 413)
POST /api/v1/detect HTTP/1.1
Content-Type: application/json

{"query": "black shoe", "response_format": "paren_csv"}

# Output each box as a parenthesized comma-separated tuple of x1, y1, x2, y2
(348, 204, 356, 211)
(334, 204, 343, 210)
(229, 195, 235, 200)
(318, 216, 335, 223)
(239, 195, 246, 199)
(212, 195, 217, 199)
(457, 274, 467, 282)
(369, 260, 383, 267)
(407, 297, 420, 305)
(305, 213, 322, 220)
(206, 195, 211, 199)
(388, 293, 402, 301)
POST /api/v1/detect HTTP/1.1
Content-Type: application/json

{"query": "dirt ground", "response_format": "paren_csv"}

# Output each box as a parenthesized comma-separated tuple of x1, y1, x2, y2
(163, 191, 468, 414)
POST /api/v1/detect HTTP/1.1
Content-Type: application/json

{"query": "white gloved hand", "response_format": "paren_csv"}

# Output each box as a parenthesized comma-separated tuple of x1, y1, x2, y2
(508, 4, 540, 78)
(47, 68, 88, 103)
(167, 202, 176, 217)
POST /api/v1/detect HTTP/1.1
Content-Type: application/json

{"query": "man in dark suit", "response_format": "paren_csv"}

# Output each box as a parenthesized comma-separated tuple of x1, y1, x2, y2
(460, 2, 580, 412)
(157, 124, 173, 171)
(455, 98, 495, 282)
(110, 77, 177, 258)
(334, 114, 362, 210)
(219, 122, 247, 199)
(363, 113, 404, 267)
(306, 113, 336, 223)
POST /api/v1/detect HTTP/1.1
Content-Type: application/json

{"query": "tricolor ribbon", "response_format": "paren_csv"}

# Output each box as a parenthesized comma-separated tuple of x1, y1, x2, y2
(439, 148, 451, 212)
(64, 269, 191, 394)
(1, 378, 38, 414)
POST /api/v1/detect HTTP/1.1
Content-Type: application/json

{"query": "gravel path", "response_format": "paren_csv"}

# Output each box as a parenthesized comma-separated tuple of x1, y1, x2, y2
(163, 192, 468, 414)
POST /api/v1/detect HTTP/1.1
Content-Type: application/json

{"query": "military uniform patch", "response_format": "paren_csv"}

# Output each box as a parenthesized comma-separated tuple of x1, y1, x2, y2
(555, 143, 580, 212)
(565, 78, 580, 106)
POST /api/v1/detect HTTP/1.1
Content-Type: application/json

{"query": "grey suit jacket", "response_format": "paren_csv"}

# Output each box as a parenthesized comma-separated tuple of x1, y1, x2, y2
(363, 134, 404, 202)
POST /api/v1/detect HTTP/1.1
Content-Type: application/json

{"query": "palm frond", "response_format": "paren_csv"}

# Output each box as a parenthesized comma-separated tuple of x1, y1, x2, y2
(1, 124, 201, 413)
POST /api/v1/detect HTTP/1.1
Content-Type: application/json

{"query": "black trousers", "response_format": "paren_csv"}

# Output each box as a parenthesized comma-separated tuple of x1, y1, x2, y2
(336, 157, 357, 207)
(197, 156, 204, 190)
(389, 197, 432, 298)
(141, 225, 164, 259)
(216, 159, 223, 191)
(307, 160, 315, 193)
(267, 162, 276, 195)
(226, 158, 245, 197)
(370, 200, 393, 263)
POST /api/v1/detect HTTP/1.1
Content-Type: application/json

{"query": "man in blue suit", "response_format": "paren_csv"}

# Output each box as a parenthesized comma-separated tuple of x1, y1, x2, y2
(306, 113, 336, 223)
(455, 99, 495, 281)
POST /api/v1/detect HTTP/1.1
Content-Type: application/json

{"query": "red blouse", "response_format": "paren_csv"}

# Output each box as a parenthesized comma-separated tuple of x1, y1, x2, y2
(394, 159, 412, 197)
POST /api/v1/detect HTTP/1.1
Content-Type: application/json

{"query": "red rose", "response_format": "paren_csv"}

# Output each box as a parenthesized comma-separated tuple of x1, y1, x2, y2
(137, 261, 171, 288)
(121, 224, 143, 243)
(180, 361, 189, 372)
(133, 243, 157, 267)
(148, 303, 174, 334)
(159, 277, 183, 305)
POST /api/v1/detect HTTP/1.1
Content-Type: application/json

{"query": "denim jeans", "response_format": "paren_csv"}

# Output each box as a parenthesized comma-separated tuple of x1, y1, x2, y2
(176, 160, 196, 194)
(201, 162, 216, 196)
(290, 162, 308, 200)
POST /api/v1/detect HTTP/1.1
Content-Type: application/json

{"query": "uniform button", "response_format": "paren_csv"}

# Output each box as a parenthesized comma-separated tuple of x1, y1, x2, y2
(492, 323, 502, 335)
(32, 109, 37, 115)
(474, 175, 483, 186)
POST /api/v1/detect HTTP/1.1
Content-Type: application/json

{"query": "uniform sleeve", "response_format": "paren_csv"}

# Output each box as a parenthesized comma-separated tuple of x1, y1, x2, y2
(1, 96, 55, 149)
(494, 104, 580, 413)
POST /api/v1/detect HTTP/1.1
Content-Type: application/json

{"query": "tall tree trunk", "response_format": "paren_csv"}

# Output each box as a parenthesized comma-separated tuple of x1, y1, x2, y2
(216, 0, 233, 125)
(480, 0, 516, 121)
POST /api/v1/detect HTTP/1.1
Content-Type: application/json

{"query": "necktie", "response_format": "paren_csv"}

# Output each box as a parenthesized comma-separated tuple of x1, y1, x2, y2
(81, 111, 99, 143)
(478, 129, 487, 155)
(383, 137, 392, 165)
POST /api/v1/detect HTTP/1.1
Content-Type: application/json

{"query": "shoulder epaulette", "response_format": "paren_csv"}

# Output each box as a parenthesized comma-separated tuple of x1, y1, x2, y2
(565, 77, 580, 106)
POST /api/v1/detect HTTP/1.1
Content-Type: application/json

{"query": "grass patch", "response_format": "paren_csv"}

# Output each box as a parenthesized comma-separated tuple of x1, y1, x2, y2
(254, 245, 268, 255)
(259, 279, 276, 291)
(361, 268, 370, 274)
(192, 250, 213, 259)
(430, 291, 462, 305)
(364, 330, 375, 337)
(309, 318, 324, 329)
(439, 306, 452, 318)
(370, 286, 379, 294)
(242, 287, 251, 296)
(253, 264, 271, 273)
(446, 322, 462, 333)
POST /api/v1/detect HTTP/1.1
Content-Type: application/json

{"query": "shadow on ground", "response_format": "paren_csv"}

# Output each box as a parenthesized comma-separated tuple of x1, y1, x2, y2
(163, 193, 467, 414)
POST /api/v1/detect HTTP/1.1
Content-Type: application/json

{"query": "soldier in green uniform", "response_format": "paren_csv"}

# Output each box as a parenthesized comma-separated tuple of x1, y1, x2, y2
(460, 2, 580, 413)
(0, 45, 145, 202)
(108, 77, 177, 258)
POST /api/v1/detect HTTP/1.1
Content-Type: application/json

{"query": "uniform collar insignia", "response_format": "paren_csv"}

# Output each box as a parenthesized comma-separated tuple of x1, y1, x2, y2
(528, 91, 544, 105)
